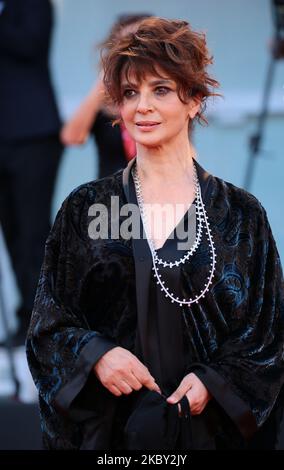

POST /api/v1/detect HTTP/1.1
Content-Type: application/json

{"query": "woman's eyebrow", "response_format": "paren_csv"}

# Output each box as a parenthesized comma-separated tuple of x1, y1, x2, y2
(148, 79, 174, 86)
(121, 79, 174, 89)
(121, 81, 137, 88)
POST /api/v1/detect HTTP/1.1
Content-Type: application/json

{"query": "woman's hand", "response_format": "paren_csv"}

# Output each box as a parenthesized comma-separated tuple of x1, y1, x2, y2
(60, 113, 90, 146)
(60, 78, 105, 146)
(166, 372, 211, 415)
(93, 346, 161, 397)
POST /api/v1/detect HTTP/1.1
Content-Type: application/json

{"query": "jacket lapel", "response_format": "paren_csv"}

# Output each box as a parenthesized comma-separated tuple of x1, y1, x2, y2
(122, 158, 152, 363)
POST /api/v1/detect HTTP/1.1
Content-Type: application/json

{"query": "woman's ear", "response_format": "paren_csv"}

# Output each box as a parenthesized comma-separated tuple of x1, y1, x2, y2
(188, 95, 202, 119)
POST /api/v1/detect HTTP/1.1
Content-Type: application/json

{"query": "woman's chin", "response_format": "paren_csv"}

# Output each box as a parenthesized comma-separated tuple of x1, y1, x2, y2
(134, 134, 164, 148)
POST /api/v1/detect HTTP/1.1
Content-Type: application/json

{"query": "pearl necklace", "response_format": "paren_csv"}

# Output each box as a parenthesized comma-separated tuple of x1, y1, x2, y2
(132, 161, 216, 307)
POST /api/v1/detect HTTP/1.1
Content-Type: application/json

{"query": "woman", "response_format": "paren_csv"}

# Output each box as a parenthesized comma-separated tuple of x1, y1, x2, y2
(60, 14, 151, 178)
(27, 17, 284, 450)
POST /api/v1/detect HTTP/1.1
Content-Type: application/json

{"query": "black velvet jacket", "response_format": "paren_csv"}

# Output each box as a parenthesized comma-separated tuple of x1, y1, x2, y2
(26, 158, 284, 449)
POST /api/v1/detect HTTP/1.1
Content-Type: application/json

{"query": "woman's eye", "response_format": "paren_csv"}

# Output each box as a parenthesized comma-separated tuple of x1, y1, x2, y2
(123, 89, 136, 98)
(155, 87, 170, 96)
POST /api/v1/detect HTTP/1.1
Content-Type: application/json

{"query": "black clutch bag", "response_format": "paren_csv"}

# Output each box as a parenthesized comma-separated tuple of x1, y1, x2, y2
(123, 388, 192, 450)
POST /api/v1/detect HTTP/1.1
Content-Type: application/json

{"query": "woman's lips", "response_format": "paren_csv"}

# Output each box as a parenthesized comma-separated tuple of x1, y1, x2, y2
(135, 122, 161, 131)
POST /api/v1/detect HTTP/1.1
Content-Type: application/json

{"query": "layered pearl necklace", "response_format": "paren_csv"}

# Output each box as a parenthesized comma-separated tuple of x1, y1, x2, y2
(132, 161, 216, 307)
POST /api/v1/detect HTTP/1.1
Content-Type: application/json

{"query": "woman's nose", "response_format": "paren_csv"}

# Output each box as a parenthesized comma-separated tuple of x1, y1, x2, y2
(136, 92, 153, 113)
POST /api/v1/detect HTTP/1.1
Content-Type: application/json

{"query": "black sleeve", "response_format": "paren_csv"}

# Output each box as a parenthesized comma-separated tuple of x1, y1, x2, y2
(54, 334, 116, 415)
(189, 207, 284, 439)
(26, 189, 117, 416)
(191, 364, 257, 439)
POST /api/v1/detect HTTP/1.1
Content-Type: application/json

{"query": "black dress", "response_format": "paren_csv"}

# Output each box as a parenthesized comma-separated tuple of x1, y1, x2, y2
(127, 169, 222, 449)
(129, 169, 189, 395)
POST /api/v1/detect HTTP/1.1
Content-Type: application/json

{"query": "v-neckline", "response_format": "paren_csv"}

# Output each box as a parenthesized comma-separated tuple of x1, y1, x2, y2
(123, 156, 214, 259)
(130, 169, 196, 252)
(154, 203, 194, 252)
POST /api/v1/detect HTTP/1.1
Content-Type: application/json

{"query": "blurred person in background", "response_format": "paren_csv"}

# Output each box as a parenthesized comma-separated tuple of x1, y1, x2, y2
(0, 0, 63, 346)
(61, 13, 152, 178)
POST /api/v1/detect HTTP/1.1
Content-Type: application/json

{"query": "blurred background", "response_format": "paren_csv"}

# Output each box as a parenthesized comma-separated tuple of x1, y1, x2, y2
(0, 0, 283, 449)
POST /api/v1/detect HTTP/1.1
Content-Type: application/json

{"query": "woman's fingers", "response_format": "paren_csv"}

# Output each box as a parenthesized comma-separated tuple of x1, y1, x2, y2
(107, 374, 139, 396)
(166, 376, 192, 404)
(125, 370, 144, 392)
(132, 361, 161, 394)
(108, 372, 158, 396)
(139, 372, 161, 394)
(94, 347, 161, 396)
(108, 384, 122, 397)
(185, 388, 208, 415)
(116, 379, 135, 395)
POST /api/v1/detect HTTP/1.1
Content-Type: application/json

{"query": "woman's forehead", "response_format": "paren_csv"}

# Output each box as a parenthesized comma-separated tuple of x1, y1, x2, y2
(120, 65, 174, 86)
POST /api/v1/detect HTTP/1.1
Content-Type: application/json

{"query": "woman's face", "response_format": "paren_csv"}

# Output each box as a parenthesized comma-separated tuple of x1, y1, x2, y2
(119, 68, 200, 148)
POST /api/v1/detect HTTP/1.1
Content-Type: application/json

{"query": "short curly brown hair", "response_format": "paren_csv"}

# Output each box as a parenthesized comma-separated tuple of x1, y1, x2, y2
(101, 16, 221, 128)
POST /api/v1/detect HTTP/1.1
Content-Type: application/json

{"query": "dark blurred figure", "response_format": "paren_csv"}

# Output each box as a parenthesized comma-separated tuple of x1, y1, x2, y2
(0, 0, 63, 346)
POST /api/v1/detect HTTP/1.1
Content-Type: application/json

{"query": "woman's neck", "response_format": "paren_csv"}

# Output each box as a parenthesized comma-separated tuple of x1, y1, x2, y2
(135, 140, 196, 185)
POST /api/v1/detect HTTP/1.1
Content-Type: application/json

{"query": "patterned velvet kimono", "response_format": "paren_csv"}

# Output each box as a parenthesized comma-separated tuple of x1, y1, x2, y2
(26, 158, 284, 450)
